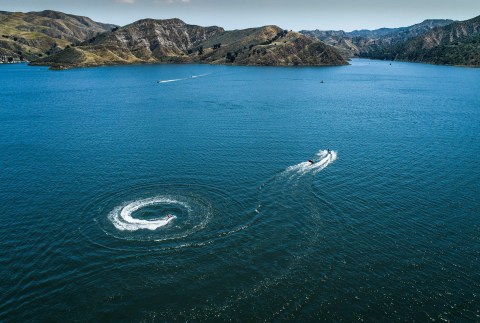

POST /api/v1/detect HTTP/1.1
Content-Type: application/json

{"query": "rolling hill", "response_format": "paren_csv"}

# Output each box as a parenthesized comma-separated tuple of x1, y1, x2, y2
(0, 10, 116, 62)
(32, 19, 348, 69)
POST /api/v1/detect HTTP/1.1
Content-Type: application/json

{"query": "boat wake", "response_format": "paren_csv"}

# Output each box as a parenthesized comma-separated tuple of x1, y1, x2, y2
(284, 149, 337, 176)
(109, 197, 182, 231)
(99, 191, 214, 243)
(80, 182, 252, 245)
(157, 73, 210, 84)
(214, 150, 339, 316)
(79, 150, 339, 318)
(86, 148, 337, 253)
(157, 78, 184, 83)
(191, 73, 209, 79)
(103, 150, 336, 235)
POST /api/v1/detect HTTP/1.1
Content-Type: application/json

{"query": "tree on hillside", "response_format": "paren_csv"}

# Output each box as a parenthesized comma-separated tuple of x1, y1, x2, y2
(226, 52, 236, 63)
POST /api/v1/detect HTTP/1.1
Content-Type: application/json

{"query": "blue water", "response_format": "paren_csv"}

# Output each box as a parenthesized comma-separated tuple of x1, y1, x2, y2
(1, 59, 479, 320)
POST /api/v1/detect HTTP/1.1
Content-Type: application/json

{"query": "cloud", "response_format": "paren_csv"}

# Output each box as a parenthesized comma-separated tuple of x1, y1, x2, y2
(117, 0, 136, 4)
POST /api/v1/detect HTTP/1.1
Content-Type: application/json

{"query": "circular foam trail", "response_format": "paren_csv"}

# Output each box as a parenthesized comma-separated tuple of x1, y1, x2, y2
(109, 197, 186, 231)
(79, 181, 257, 250)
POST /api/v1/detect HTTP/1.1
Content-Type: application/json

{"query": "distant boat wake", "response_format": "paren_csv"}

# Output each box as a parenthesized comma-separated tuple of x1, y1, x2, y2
(157, 73, 210, 84)
(158, 78, 183, 83)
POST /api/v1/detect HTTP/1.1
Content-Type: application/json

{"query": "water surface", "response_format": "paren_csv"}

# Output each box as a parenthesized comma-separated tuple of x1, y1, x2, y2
(1, 59, 479, 320)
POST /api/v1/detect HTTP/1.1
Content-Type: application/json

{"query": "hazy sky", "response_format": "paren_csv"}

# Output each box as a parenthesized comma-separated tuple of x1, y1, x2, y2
(1, 0, 479, 31)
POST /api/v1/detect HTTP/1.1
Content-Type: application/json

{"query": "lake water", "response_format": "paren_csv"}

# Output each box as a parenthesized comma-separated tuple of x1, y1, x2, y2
(1, 59, 479, 321)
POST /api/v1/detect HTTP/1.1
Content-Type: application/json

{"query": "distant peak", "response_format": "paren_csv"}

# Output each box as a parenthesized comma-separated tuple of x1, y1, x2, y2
(164, 18, 185, 24)
(421, 19, 454, 23)
(132, 17, 186, 25)
(31, 10, 68, 19)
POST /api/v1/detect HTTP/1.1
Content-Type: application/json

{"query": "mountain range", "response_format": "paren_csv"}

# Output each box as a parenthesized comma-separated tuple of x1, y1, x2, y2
(300, 19, 455, 58)
(1, 10, 479, 68)
(301, 15, 480, 66)
(360, 15, 480, 66)
(30, 18, 347, 69)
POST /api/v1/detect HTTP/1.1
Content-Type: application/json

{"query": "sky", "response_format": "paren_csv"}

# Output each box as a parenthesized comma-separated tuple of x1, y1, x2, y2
(1, 0, 479, 31)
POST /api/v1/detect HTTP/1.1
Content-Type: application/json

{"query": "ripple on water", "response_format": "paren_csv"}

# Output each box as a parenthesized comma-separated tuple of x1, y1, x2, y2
(79, 181, 257, 251)
(75, 151, 341, 319)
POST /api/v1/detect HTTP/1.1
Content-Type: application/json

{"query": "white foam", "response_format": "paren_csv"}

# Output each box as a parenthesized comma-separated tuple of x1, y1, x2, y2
(284, 149, 337, 176)
(191, 73, 209, 78)
(158, 78, 183, 83)
(109, 197, 186, 231)
(158, 73, 209, 83)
